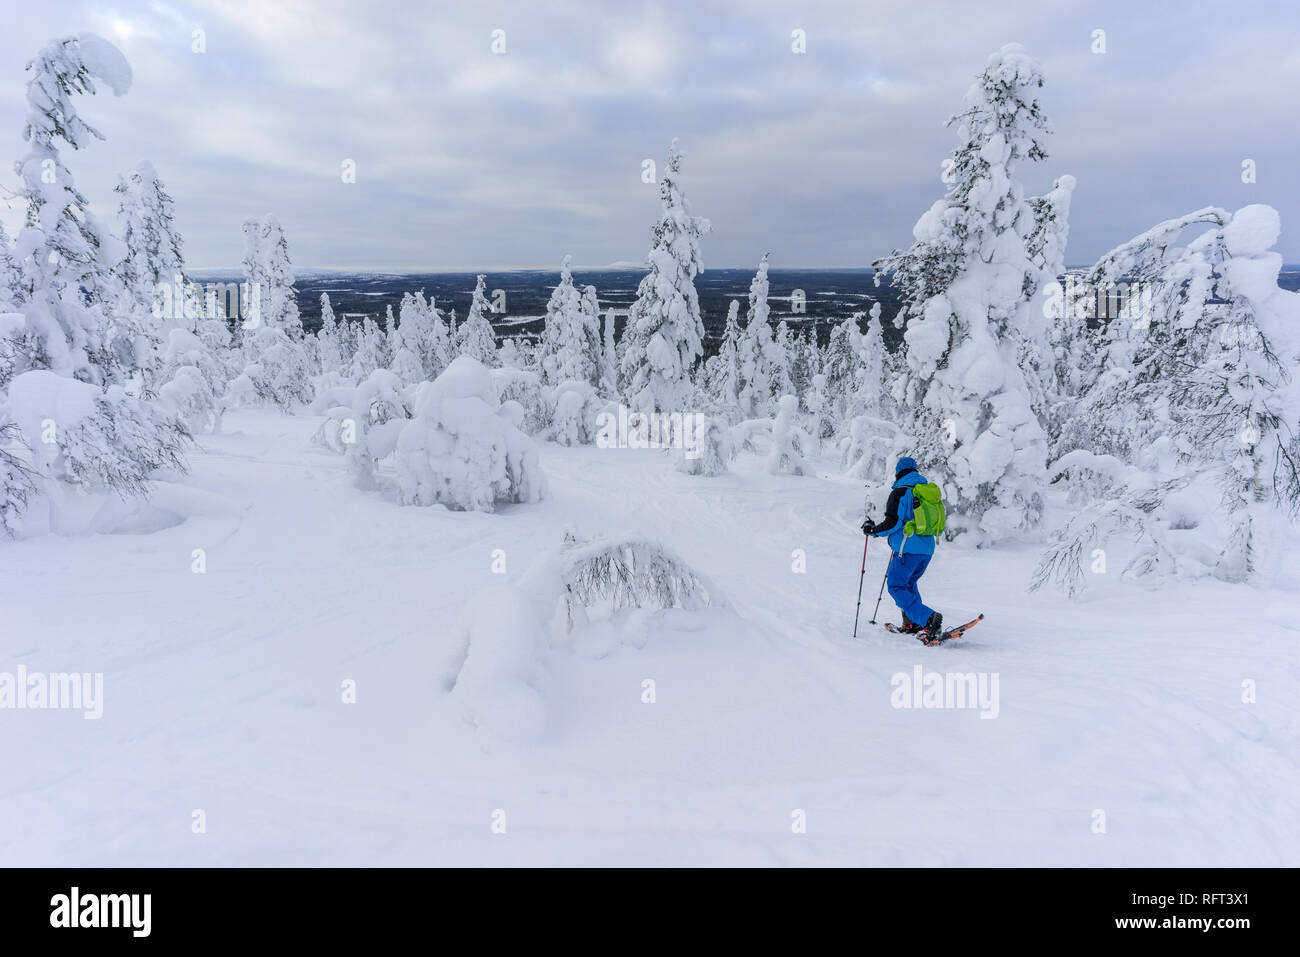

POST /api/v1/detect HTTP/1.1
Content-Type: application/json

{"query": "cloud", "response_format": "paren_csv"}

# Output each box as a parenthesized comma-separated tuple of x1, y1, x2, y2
(0, 0, 1295, 268)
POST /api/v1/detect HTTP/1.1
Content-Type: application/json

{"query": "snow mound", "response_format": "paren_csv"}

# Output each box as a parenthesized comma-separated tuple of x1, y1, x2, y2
(441, 533, 726, 739)
(443, 583, 552, 743)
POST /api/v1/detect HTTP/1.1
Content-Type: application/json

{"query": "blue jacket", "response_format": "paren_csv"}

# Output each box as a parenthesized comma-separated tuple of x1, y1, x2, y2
(873, 470, 936, 556)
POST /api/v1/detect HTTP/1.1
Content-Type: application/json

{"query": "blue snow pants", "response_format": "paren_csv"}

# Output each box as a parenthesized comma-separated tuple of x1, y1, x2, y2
(887, 551, 935, 626)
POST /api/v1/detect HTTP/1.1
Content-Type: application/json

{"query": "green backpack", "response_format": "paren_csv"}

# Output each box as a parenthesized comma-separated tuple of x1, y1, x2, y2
(904, 482, 947, 537)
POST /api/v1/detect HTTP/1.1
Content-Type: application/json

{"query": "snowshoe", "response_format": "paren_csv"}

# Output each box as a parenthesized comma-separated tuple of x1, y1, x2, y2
(920, 614, 984, 647)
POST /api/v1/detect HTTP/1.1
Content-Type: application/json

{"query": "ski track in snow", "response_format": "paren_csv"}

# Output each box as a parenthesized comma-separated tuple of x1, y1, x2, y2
(2, 408, 1297, 865)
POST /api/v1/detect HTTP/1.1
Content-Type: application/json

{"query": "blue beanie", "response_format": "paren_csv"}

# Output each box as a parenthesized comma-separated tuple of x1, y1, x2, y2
(895, 456, 917, 475)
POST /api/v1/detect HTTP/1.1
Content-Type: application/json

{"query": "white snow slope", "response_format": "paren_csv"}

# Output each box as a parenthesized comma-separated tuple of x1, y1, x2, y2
(2, 408, 1298, 866)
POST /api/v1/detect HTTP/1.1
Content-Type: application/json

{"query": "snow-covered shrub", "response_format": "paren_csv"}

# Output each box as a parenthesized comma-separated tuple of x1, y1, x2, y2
(394, 356, 545, 511)
(0, 421, 36, 536)
(5, 370, 187, 532)
(804, 372, 833, 441)
(676, 415, 733, 476)
(311, 369, 411, 488)
(767, 394, 812, 475)
(549, 533, 722, 634)
(158, 364, 220, 435)
(1031, 451, 1189, 597)
(226, 324, 313, 410)
(1030, 493, 1183, 599)
(157, 327, 227, 433)
(346, 369, 411, 487)
(549, 379, 603, 446)
(730, 417, 773, 456)
(491, 366, 549, 435)
(840, 414, 902, 483)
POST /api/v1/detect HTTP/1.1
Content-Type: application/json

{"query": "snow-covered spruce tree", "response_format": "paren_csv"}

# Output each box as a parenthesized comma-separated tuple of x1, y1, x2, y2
(1048, 205, 1300, 585)
(855, 306, 890, 420)
(110, 165, 169, 389)
(767, 394, 812, 476)
(316, 293, 343, 378)
(0, 222, 24, 312)
(789, 326, 817, 401)
(258, 216, 303, 339)
(393, 355, 545, 511)
(115, 159, 232, 426)
(1056, 207, 1231, 461)
(384, 304, 399, 360)
(427, 296, 452, 376)
(1169, 206, 1300, 581)
(538, 257, 602, 387)
(821, 313, 860, 423)
(335, 318, 358, 372)
(837, 307, 901, 482)
(600, 306, 619, 397)
(619, 140, 710, 417)
(349, 317, 385, 382)
(456, 274, 499, 367)
(387, 318, 426, 386)
(114, 161, 185, 320)
(872, 44, 1066, 543)
(772, 320, 797, 404)
(737, 254, 780, 418)
(675, 414, 734, 476)
(705, 299, 744, 421)
(1021, 174, 1077, 427)
(8, 34, 136, 387)
(0, 34, 188, 534)
(397, 290, 449, 380)
(805, 371, 833, 441)
(227, 215, 312, 410)
(498, 338, 522, 369)
(0, 420, 37, 536)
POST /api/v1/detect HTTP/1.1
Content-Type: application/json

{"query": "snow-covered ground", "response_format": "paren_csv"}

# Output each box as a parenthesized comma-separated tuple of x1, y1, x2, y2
(2, 408, 1297, 866)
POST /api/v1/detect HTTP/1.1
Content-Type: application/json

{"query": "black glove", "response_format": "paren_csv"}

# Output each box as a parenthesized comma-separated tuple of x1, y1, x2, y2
(861, 518, 876, 535)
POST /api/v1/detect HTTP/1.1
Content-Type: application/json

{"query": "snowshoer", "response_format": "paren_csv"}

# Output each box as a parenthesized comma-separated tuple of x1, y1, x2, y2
(861, 456, 944, 640)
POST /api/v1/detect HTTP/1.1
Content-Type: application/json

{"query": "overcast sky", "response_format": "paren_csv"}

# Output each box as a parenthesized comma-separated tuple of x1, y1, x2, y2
(1, 0, 1297, 270)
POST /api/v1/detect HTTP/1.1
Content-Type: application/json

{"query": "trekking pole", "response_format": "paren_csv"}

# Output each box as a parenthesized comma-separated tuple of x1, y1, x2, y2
(852, 533, 870, 638)
(868, 553, 893, 626)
